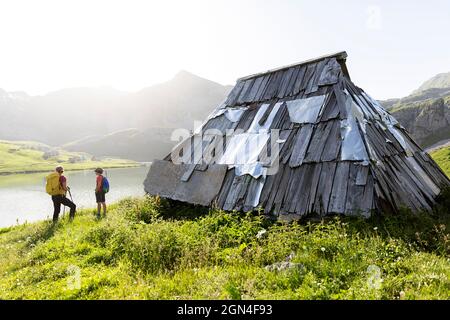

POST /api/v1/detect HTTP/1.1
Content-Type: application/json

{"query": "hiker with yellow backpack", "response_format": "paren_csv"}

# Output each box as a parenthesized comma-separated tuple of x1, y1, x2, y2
(46, 166, 76, 222)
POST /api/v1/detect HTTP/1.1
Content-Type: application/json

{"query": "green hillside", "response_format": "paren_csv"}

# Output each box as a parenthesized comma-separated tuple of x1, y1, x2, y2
(430, 146, 450, 177)
(387, 95, 450, 148)
(379, 72, 450, 149)
(389, 93, 450, 113)
(0, 196, 449, 300)
(0, 140, 139, 174)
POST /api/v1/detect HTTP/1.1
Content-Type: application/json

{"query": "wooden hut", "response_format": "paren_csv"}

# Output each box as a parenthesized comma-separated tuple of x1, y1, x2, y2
(144, 52, 450, 219)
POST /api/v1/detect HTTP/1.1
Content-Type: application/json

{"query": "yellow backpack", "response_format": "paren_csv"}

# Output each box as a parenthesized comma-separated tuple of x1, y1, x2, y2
(46, 172, 64, 196)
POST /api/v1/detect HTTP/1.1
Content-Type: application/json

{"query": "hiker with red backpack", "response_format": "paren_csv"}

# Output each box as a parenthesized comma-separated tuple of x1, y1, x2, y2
(95, 168, 109, 219)
(46, 166, 76, 222)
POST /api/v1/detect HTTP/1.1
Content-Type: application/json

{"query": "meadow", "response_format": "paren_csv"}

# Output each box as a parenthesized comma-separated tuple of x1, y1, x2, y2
(0, 140, 138, 175)
(0, 194, 449, 300)
(431, 146, 450, 177)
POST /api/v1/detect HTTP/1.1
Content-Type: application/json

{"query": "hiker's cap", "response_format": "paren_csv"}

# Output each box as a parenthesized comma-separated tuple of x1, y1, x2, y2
(95, 168, 104, 174)
(55, 166, 64, 173)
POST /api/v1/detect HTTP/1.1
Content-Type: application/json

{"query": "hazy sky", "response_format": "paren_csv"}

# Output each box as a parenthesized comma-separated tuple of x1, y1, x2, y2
(0, 0, 449, 99)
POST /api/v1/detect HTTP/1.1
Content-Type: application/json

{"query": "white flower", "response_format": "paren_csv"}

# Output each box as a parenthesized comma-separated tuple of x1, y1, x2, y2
(256, 229, 267, 239)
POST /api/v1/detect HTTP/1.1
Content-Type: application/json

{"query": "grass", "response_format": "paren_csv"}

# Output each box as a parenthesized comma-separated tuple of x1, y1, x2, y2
(431, 146, 450, 177)
(0, 140, 139, 174)
(389, 92, 450, 113)
(0, 195, 449, 300)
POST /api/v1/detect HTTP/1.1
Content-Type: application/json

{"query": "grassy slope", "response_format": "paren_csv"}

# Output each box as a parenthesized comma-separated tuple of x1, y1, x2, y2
(430, 146, 450, 177)
(389, 91, 450, 113)
(0, 140, 139, 174)
(0, 196, 449, 300)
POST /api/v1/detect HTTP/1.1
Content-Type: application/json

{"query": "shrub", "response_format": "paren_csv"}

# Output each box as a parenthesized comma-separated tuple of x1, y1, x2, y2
(435, 186, 450, 213)
(123, 221, 183, 274)
(198, 210, 265, 248)
(83, 223, 115, 247)
(117, 196, 162, 224)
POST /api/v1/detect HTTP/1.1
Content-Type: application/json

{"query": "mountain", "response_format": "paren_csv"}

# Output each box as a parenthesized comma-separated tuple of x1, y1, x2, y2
(0, 72, 232, 160)
(413, 72, 450, 93)
(380, 72, 450, 148)
(0, 86, 127, 145)
(7, 69, 447, 160)
(0, 89, 32, 141)
(126, 71, 233, 130)
(63, 128, 175, 162)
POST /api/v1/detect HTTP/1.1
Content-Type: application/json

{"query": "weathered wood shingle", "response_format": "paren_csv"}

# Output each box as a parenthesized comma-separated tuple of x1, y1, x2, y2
(145, 52, 450, 219)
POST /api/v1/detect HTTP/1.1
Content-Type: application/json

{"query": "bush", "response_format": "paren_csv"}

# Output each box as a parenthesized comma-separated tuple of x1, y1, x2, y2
(83, 223, 115, 247)
(123, 222, 183, 274)
(435, 186, 450, 213)
(117, 196, 163, 224)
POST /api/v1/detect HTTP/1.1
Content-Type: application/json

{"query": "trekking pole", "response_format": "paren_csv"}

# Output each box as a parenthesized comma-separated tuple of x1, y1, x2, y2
(68, 188, 74, 202)
(63, 188, 72, 218)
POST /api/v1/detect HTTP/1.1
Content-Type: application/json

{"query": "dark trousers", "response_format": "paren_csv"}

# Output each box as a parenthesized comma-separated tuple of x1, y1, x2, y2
(52, 195, 76, 221)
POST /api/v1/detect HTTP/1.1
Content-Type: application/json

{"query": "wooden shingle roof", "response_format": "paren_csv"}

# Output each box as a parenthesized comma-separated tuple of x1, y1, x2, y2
(144, 52, 450, 219)
(238, 51, 349, 81)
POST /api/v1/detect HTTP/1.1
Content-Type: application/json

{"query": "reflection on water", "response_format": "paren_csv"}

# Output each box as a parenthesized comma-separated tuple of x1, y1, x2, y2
(0, 166, 148, 228)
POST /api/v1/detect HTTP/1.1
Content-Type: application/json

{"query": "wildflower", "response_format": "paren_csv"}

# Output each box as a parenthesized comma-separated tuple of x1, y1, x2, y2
(256, 229, 267, 239)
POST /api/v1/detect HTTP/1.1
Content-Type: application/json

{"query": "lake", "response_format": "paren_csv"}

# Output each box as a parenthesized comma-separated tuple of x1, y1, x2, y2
(0, 166, 149, 228)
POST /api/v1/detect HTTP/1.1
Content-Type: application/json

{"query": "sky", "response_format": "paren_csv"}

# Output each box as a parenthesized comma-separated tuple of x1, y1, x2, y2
(0, 0, 449, 99)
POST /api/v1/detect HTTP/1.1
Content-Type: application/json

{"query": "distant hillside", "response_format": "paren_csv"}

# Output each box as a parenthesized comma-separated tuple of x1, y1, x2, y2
(0, 86, 128, 145)
(5, 70, 448, 159)
(379, 98, 400, 110)
(0, 140, 138, 174)
(61, 72, 232, 161)
(430, 145, 450, 178)
(414, 72, 450, 93)
(389, 96, 450, 147)
(63, 128, 175, 162)
(126, 71, 233, 130)
(380, 72, 450, 148)
(0, 71, 232, 160)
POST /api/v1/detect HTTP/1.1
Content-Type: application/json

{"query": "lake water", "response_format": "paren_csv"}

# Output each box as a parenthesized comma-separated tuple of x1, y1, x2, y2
(0, 166, 149, 228)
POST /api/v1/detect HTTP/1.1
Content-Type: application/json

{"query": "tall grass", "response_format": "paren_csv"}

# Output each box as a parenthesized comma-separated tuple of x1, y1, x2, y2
(0, 193, 449, 299)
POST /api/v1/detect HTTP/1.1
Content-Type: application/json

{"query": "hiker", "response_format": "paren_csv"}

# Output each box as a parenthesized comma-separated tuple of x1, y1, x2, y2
(46, 166, 76, 222)
(95, 168, 109, 219)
